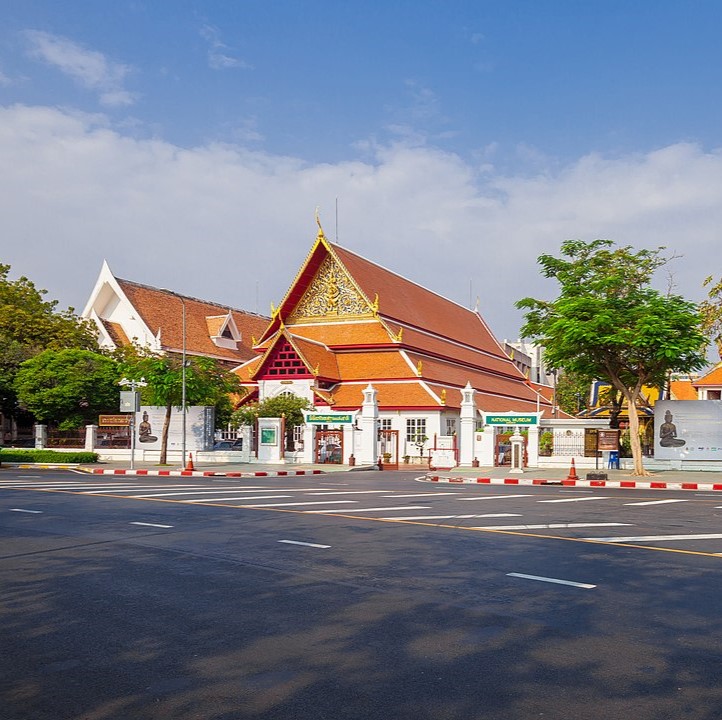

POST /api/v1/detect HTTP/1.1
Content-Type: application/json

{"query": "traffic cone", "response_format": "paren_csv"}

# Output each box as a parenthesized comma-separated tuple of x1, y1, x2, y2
(185, 453, 195, 471)
(566, 457, 579, 481)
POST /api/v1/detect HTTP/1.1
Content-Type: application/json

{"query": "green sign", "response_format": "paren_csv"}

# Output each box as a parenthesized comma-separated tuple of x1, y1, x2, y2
(305, 413, 354, 424)
(484, 414, 538, 426)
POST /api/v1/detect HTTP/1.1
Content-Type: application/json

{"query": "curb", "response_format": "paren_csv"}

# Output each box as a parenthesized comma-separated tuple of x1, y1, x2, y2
(77, 468, 326, 478)
(421, 474, 722, 492)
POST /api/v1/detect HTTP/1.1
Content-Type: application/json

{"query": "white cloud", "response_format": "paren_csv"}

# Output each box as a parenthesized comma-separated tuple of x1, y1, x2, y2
(23, 30, 136, 107)
(200, 24, 252, 71)
(0, 103, 719, 342)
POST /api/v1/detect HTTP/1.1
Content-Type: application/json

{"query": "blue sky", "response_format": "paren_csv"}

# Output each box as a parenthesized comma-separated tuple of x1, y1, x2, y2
(1, 1, 722, 343)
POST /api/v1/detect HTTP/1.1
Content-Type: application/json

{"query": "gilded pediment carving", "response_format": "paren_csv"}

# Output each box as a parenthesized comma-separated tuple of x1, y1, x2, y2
(288, 256, 373, 321)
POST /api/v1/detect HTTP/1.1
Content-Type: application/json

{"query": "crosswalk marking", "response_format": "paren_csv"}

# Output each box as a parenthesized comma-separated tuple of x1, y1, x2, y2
(473, 522, 631, 531)
(458, 494, 535, 501)
(304, 505, 431, 514)
(538, 497, 612, 504)
(381, 513, 522, 521)
(584, 533, 722, 543)
(240, 500, 357, 508)
(624, 499, 690, 506)
(184, 495, 292, 503)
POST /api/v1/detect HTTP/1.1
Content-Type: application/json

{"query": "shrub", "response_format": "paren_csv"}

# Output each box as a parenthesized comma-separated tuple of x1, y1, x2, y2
(0, 449, 98, 463)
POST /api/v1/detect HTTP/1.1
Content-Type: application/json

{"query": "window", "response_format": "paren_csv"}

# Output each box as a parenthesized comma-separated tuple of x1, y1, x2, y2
(406, 418, 427, 443)
(445, 418, 457, 436)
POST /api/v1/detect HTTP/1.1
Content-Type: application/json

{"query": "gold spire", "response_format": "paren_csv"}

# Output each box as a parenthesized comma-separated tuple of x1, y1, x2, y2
(440, 389, 447, 405)
(315, 206, 326, 240)
(251, 335, 257, 346)
(372, 292, 379, 315)
(416, 360, 423, 376)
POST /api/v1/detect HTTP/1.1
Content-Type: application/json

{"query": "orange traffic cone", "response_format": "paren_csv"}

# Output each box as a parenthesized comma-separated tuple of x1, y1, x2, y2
(185, 453, 195, 471)
(566, 457, 579, 481)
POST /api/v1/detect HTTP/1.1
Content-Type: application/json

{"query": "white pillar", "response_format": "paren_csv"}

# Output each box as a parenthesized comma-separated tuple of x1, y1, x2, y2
(256, 417, 284, 463)
(302, 422, 315, 463)
(34, 424, 47, 449)
(85, 424, 97, 452)
(459, 382, 476, 467)
(359, 384, 379, 466)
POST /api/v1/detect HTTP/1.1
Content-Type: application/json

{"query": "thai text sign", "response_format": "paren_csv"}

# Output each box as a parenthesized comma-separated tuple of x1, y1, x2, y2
(99, 415, 131, 426)
(304, 413, 355, 424)
(484, 414, 538, 426)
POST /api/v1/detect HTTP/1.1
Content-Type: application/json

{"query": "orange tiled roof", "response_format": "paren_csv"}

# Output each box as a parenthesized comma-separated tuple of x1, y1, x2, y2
(670, 379, 698, 400)
(693, 363, 722, 387)
(117, 279, 269, 362)
(101, 320, 130, 347)
(330, 381, 439, 409)
(332, 243, 505, 356)
(288, 320, 394, 346)
(335, 350, 414, 380)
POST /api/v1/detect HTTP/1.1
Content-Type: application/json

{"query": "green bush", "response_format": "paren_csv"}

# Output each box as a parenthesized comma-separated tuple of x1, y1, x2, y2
(0, 449, 98, 464)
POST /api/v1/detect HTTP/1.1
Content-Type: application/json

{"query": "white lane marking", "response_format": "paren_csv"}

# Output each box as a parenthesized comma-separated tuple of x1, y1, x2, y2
(585, 533, 722, 543)
(473, 522, 631, 530)
(128, 487, 271, 497)
(304, 505, 432, 514)
(307, 490, 389, 495)
(130, 521, 174, 528)
(10, 508, 43, 514)
(624, 499, 690, 506)
(538, 496, 613, 503)
(381, 513, 522, 521)
(278, 540, 331, 549)
(507, 573, 596, 589)
(379, 493, 462, 498)
(240, 500, 357, 508)
(458, 494, 535, 501)
(16, 475, 41, 479)
(184, 495, 293, 503)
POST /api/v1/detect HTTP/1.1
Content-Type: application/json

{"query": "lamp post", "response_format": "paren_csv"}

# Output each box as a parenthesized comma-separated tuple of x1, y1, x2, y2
(119, 377, 147, 470)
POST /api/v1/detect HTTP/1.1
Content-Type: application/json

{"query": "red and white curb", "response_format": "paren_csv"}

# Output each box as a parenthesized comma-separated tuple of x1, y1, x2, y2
(76, 468, 326, 478)
(421, 474, 722, 492)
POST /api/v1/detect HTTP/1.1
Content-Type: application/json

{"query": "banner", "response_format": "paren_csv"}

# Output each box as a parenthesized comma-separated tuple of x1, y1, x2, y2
(654, 400, 722, 461)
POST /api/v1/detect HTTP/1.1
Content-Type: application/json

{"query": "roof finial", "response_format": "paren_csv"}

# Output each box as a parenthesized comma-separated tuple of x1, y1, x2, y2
(315, 206, 326, 240)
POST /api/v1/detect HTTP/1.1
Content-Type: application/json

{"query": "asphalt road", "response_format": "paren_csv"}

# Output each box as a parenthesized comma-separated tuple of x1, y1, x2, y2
(1, 468, 722, 720)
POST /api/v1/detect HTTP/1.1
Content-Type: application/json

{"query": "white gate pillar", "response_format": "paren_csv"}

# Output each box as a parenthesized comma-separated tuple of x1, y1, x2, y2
(459, 382, 477, 467)
(359, 384, 379, 466)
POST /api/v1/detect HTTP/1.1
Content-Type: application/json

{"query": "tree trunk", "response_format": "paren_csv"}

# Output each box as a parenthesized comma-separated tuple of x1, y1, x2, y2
(159, 402, 172, 465)
(625, 390, 649, 476)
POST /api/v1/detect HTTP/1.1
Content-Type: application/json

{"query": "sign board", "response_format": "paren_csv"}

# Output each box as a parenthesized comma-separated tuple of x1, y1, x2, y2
(655, 400, 722, 461)
(133, 406, 215, 452)
(597, 429, 620, 451)
(484, 414, 538, 426)
(260, 427, 277, 445)
(430, 449, 457, 469)
(99, 415, 131, 427)
(119, 391, 140, 413)
(304, 412, 355, 425)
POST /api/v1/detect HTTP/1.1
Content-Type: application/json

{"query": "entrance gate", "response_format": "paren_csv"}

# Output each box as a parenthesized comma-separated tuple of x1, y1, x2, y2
(379, 429, 399, 469)
(495, 430, 527, 467)
(315, 429, 343, 464)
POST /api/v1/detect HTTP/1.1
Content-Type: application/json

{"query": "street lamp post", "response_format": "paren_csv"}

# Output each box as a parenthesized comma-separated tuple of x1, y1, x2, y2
(119, 377, 147, 470)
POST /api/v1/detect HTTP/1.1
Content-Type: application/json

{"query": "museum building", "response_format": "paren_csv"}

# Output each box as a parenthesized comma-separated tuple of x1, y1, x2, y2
(233, 224, 554, 467)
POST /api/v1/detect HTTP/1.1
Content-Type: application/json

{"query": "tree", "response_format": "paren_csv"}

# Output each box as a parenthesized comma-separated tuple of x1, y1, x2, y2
(120, 349, 243, 464)
(700, 275, 722, 359)
(232, 393, 312, 450)
(0, 263, 97, 418)
(516, 239, 708, 475)
(554, 370, 593, 416)
(14, 349, 120, 429)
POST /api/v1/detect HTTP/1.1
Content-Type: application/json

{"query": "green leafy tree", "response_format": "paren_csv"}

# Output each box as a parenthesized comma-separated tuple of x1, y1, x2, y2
(14, 349, 120, 429)
(0, 263, 97, 418)
(554, 370, 593, 416)
(120, 349, 243, 464)
(700, 275, 722, 359)
(516, 239, 707, 476)
(232, 393, 312, 450)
